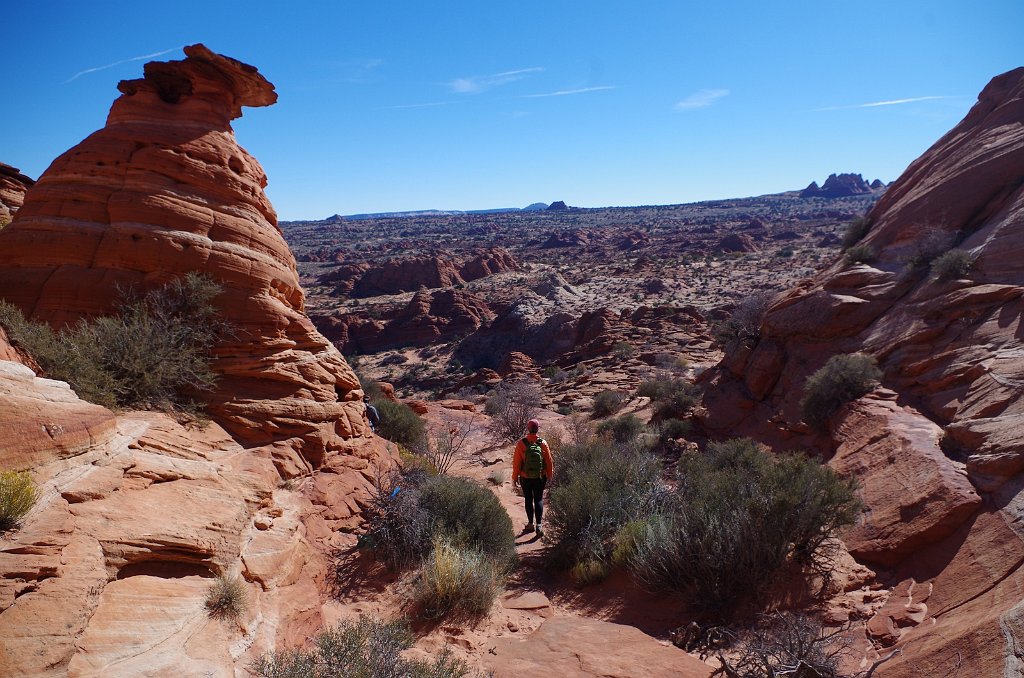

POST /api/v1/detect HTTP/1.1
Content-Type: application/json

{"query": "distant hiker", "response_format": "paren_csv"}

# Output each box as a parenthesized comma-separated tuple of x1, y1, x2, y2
(364, 395, 381, 433)
(512, 418, 553, 537)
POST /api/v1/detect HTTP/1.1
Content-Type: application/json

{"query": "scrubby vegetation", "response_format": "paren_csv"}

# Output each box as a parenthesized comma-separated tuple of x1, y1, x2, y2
(840, 216, 871, 250)
(595, 413, 645, 443)
(800, 353, 882, 430)
(713, 612, 849, 678)
(0, 470, 37, 532)
(630, 439, 860, 612)
(546, 436, 860, 615)
(930, 248, 974, 281)
(414, 538, 500, 619)
(251, 616, 474, 678)
(0, 273, 226, 412)
(375, 400, 428, 452)
(205, 575, 247, 620)
(712, 291, 773, 348)
(484, 379, 541, 443)
(591, 389, 626, 416)
(637, 374, 701, 420)
(907, 228, 955, 270)
(843, 243, 875, 265)
(545, 438, 663, 570)
(361, 472, 514, 619)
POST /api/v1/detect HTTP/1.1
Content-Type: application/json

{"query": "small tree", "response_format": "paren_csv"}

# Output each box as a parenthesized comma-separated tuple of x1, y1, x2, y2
(485, 380, 542, 444)
(426, 414, 475, 475)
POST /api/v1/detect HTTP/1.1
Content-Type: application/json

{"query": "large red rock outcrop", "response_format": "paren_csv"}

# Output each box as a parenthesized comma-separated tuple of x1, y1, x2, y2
(0, 162, 34, 220)
(702, 68, 1024, 676)
(0, 45, 370, 461)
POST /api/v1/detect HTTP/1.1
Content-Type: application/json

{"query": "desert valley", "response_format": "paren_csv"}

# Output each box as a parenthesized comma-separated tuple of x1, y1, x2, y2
(1, 44, 1022, 678)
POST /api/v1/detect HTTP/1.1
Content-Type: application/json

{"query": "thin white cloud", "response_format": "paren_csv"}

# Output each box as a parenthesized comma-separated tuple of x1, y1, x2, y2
(448, 67, 543, 94)
(522, 85, 616, 98)
(64, 47, 182, 84)
(675, 88, 730, 110)
(815, 95, 954, 112)
(382, 101, 456, 110)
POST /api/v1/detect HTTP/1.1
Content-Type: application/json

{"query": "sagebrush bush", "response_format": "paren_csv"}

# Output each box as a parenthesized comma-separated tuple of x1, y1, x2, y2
(251, 615, 473, 678)
(419, 475, 516, 568)
(629, 439, 860, 612)
(592, 389, 626, 416)
(414, 538, 500, 620)
(840, 216, 871, 250)
(0, 273, 226, 411)
(374, 400, 427, 452)
(205, 575, 248, 620)
(485, 380, 542, 443)
(843, 243, 875, 265)
(658, 418, 691, 444)
(930, 249, 974, 281)
(362, 473, 515, 572)
(595, 413, 644, 443)
(800, 353, 882, 430)
(0, 470, 37, 531)
(545, 438, 663, 570)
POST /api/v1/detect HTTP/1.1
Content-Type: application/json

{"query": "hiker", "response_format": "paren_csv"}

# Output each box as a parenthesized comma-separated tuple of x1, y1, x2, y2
(512, 418, 553, 537)
(364, 395, 381, 433)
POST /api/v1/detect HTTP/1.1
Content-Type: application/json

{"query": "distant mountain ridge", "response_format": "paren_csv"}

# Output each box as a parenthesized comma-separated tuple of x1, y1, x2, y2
(327, 202, 550, 221)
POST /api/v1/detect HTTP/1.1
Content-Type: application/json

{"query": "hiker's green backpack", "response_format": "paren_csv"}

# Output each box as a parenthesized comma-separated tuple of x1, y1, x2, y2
(521, 437, 546, 478)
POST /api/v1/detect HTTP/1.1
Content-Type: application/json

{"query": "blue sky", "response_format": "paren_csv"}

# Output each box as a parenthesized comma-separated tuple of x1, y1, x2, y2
(5, 1, 1022, 219)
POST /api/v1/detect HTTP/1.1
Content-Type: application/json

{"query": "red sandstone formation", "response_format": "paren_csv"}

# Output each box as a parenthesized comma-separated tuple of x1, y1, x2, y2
(320, 247, 520, 298)
(0, 45, 371, 461)
(716, 232, 759, 253)
(703, 68, 1024, 676)
(0, 162, 34, 220)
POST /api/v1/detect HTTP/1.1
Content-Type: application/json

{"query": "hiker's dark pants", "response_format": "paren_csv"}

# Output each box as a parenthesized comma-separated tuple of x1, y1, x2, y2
(521, 477, 546, 525)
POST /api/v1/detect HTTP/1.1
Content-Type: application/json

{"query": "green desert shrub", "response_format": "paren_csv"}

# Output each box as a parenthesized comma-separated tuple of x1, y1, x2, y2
(418, 475, 516, 568)
(0, 273, 226, 412)
(657, 418, 692, 445)
(629, 439, 860, 613)
(251, 615, 473, 678)
(843, 243, 875, 265)
(374, 400, 427, 452)
(570, 559, 610, 586)
(362, 473, 515, 572)
(637, 376, 700, 419)
(0, 470, 38, 532)
(591, 389, 626, 416)
(930, 249, 974, 281)
(596, 413, 645, 443)
(413, 538, 500, 620)
(840, 216, 871, 250)
(205, 575, 248, 620)
(612, 341, 635, 359)
(545, 438, 663, 570)
(800, 353, 882, 430)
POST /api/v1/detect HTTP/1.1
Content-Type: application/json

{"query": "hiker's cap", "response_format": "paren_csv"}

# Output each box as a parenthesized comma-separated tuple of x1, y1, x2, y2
(527, 419, 540, 433)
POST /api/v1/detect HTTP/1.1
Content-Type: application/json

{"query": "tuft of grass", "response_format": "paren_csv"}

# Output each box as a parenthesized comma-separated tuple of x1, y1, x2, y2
(799, 353, 882, 430)
(205, 575, 248, 620)
(487, 469, 507, 486)
(570, 559, 609, 586)
(414, 538, 500, 620)
(0, 470, 37, 532)
(251, 615, 475, 678)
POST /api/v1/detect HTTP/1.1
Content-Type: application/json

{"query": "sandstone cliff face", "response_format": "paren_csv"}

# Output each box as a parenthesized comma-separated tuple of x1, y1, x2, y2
(0, 162, 34, 220)
(703, 68, 1024, 676)
(0, 45, 369, 461)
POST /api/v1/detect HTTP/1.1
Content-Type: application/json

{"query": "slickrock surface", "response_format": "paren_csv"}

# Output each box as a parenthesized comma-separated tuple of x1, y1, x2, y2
(0, 162, 34, 220)
(703, 68, 1024, 676)
(0, 45, 370, 462)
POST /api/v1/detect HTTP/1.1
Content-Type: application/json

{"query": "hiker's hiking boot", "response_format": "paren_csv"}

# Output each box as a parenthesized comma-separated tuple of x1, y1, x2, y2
(523, 523, 534, 534)
(536, 525, 544, 537)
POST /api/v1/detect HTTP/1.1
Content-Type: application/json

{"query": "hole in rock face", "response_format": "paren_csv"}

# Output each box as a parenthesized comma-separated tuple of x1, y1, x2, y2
(116, 560, 216, 580)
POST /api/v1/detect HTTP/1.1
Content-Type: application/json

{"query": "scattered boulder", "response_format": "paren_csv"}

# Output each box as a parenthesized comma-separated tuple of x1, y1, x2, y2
(716, 233, 758, 253)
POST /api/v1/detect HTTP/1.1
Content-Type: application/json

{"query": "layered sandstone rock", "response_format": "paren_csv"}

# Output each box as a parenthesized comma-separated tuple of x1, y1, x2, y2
(0, 162, 34, 220)
(702, 68, 1024, 676)
(0, 45, 369, 460)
